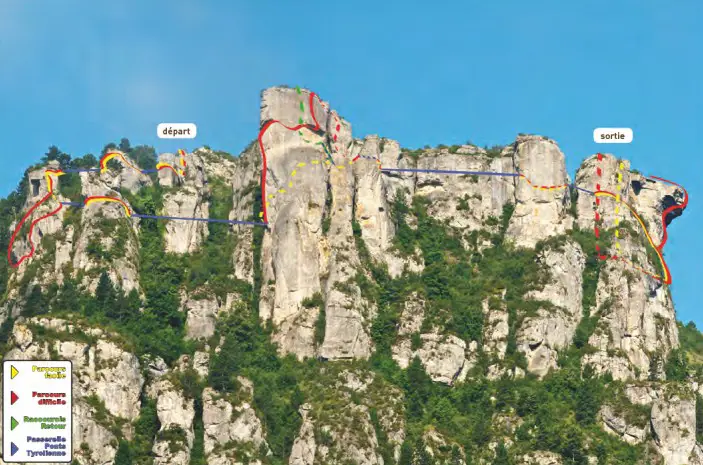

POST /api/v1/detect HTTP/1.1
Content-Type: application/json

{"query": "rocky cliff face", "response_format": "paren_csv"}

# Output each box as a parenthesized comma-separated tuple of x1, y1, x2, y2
(0, 86, 692, 465)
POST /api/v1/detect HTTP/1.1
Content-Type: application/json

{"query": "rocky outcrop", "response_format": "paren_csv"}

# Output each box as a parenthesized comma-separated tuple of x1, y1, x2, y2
(517, 239, 585, 377)
(102, 150, 153, 194)
(288, 404, 317, 465)
(483, 295, 510, 360)
(393, 333, 474, 385)
(159, 151, 210, 254)
(392, 294, 474, 384)
(203, 377, 270, 465)
(599, 404, 648, 444)
(318, 117, 374, 361)
(421, 428, 468, 465)
(651, 387, 697, 465)
(596, 384, 702, 465)
(582, 351, 635, 381)
(257, 87, 331, 359)
(575, 153, 682, 380)
(353, 136, 423, 278)
(73, 169, 140, 292)
(2, 318, 144, 461)
(413, 147, 514, 233)
(0, 85, 694, 465)
(519, 451, 563, 465)
(258, 87, 374, 360)
(185, 295, 220, 340)
(289, 369, 404, 465)
(148, 378, 195, 465)
(229, 143, 261, 285)
(587, 257, 678, 380)
(3, 162, 71, 318)
(505, 136, 573, 247)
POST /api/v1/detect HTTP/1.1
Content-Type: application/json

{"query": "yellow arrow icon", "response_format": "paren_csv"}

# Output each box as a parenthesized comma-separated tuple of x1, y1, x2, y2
(10, 365, 18, 379)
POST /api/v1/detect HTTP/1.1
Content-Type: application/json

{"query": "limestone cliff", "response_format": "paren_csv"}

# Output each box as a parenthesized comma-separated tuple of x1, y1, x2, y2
(0, 86, 693, 465)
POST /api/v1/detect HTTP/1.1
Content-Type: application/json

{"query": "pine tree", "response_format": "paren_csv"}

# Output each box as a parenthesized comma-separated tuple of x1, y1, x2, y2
(95, 272, 116, 313)
(398, 440, 413, 465)
(118, 138, 131, 153)
(25, 286, 45, 316)
(494, 441, 511, 465)
(113, 440, 131, 465)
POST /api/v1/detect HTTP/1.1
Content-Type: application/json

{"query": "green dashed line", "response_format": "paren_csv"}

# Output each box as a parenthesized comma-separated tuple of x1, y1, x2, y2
(299, 102, 305, 112)
(295, 86, 302, 94)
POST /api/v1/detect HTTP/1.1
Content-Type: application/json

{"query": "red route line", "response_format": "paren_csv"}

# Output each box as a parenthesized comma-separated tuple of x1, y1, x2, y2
(100, 152, 141, 174)
(258, 91, 324, 224)
(7, 148, 198, 267)
(157, 165, 181, 176)
(591, 153, 686, 284)
(595, 189, 669, 283)
(519, 174, 569, 191)
(7, 172, 63, 268)
(648, 175, 688, 251)
(84, 196, 132, 217)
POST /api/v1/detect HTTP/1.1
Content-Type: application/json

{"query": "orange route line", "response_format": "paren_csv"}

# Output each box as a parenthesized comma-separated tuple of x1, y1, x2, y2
(156, 162, 184, 177)
(8, 148, 194, 267)
(595, 190, 670, 284)
(519, 174, 569, 191)
(84, 196, 132, 217)
(8, 172, 64, 267)
(7, 170, 64, 268)
(100, 152, 142, 174)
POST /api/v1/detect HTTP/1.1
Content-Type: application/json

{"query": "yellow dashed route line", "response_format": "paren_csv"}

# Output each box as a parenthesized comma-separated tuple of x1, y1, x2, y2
(615, 161, 624, 251)
(595, 191, 667, 283)
(265, 157, 359, 208)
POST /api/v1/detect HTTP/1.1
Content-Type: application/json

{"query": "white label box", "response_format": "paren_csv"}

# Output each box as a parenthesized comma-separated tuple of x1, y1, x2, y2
(593, 127, 633, 143)
(157, 123, 197, 139)
(3, 361, 72, 463)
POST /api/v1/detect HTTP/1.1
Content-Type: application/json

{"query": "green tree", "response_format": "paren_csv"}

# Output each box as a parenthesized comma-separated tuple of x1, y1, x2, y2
(113, 440, 132, 465)
(70, 153, 97, 169)
(132, 398, 159, 463)
(494, 441, 511, 465)
(398, 441, 414, 465)
(415, 437, 434, 465)
(405, 356, 432, 420)
(130, 145, 158, 170)
(95, 272, 116, 315)
(25, 286, 45, 316)
(119, 137, 132, 153)
(107, 289, 140, 323)
(43, 145, 71, 166)
(451, 445, 464, 465)
(575, 380, 600, 425)
(665, 348, 689, 381)
(102, 142, 118, 155)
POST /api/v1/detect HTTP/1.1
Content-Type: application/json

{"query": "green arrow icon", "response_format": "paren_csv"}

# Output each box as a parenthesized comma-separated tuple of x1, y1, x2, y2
(10, 417, 18, 431)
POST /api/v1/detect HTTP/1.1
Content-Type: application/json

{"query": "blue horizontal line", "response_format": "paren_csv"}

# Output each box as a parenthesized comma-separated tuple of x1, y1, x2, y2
(141, 169, 158, 174)
(61, 168, 101, 173)
(381, 168, 520, 177)
(60, 202, 84, 207)
(573, 185, 595, 195)
(132, 213, 267, 227)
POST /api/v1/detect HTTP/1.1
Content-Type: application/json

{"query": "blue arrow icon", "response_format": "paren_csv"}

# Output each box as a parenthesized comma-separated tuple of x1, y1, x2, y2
(10, 442, 18, 456)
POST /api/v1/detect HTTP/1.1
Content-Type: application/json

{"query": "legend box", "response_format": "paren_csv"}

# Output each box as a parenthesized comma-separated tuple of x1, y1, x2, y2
(2, 361, 72, 463)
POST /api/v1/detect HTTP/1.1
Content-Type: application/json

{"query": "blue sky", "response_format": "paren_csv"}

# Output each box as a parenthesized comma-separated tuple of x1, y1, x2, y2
(1, 1, 701, 325)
